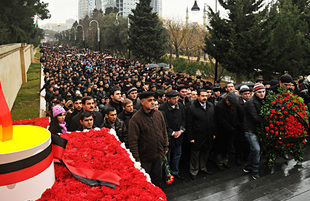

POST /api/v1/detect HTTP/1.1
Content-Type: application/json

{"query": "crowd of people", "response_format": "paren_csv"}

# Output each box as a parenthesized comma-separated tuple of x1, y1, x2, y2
(39, 43, 308, 187)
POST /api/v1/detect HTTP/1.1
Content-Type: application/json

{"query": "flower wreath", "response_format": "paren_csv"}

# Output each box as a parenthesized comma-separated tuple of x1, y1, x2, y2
(259, 89, 309, 168)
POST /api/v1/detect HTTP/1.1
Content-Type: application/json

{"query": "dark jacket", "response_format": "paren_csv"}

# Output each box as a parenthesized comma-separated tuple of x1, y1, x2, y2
(103, 100, 123, 116)
(215, 99, 242, 135)
(45, 90, 53, 103)
(69, 110, 103, 131)
(128, 108, 169, 162)
(243, 95, 264, 133)
(214, 98, 242, 152)
(178, 96, 191, 109)
(237, 96, 247, 128)
(159, 101, 186, 148)
(132, 99, 141, 110)
(187, 100, 217, 150)
(101, 117, 128, 147)
(65, 109, 81, 129)
(48, 118, 63, 135)
(118, 109, 137, 129)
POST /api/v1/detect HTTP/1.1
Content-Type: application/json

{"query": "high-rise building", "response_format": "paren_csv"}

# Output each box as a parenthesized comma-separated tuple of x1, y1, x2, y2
(150, 0, 162, 17)
(103, 0, 138, 17)
(78, 0, 102, 20)
(103, 0, 161, 17)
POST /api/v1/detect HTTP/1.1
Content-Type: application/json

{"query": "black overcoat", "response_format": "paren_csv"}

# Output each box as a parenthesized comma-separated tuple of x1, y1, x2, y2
(186, 100, 216, 150)
(159, 102, 186, 148)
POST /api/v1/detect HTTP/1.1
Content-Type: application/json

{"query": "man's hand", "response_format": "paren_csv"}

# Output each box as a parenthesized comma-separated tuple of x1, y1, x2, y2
(173, 131, 182, 138)
(213, 135, 216, 139)
(165, 150, 168, 154)
(190, 139, 195, 143)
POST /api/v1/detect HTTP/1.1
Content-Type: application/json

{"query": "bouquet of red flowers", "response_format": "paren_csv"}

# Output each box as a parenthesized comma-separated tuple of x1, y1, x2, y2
(259, 89, 309, 167)
(162, 155, 174, 184)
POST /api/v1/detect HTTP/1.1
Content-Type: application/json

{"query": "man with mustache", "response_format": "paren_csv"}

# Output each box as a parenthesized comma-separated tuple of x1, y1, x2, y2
(69, 96, 104, 131)
(187, 89, 216, 180)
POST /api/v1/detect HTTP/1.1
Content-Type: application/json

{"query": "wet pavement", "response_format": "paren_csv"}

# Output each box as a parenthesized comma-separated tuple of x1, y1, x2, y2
(162, 143, 310, 201)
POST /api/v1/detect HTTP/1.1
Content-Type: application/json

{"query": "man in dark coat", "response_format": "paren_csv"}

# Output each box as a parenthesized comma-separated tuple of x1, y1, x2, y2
(214, 92, 242, 170)
(69, 96, 104, 131)
(177, 85, 191, 109)
(159, 90, 186, 180)
(65, 96, 82, 129)
(128, 91, 169, 187)
(103, 86, 123, 115)
(102, 107, 128, 147)
(127, 87, 141, 110)
(187, 89, 217, 180)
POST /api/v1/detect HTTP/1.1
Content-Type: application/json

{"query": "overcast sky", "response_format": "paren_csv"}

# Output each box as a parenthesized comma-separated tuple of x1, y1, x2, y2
(40, 0, 226, 25)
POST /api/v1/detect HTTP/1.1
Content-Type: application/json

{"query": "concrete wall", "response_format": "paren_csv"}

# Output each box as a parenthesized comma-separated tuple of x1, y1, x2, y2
(0, 43, 35, 110)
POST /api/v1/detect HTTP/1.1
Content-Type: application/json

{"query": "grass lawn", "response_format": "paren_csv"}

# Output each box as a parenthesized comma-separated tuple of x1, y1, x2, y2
(11, 56, 41, 121)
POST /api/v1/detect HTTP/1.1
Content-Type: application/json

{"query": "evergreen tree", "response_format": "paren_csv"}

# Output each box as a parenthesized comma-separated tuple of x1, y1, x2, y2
(0, 0, 50, 45)
(265, 0, 310, 77)
(128, 0, 168, 62)
(204, 0, 268, 82)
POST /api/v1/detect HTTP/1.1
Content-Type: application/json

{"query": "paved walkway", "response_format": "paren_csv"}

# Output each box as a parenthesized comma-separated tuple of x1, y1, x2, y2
(162, 143, 310, 201)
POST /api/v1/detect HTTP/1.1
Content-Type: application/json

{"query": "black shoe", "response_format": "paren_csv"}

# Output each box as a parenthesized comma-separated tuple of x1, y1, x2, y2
(190, 174, 197, 180)
(173, 174, 185, 180)
(201, 169, 214, 175)
(216, 165, 224, 170)
(223, 164, 232, 169)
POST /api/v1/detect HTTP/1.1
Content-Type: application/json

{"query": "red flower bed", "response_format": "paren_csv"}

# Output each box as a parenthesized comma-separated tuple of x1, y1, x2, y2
(13, 117, 50, 128)
(13, 117, 167, 200)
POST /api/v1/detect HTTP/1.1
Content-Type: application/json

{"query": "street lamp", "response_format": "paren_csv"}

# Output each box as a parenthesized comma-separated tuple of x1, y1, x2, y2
(114, 11, 131, 58)
(191, 0, 200, 14)
(191, 0, 219, 85)
(115, 11, 130, 29)
(57, 24, 60, 42)
(89, 20, 100, 51)
(76, 24, 85, 41)
(72, 27, 77, 41)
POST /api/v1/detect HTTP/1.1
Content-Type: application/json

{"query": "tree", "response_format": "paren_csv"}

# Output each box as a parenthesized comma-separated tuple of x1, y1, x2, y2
(204, 0, 268, 83)
(128, 0, 168, 62)
(102, 13, 129, 56)
(182, 23, 206, 63)
(105, 7, 119, 15)
(0, 0, 50, 45)
(264, 0, 310, 77)
(164, 19, 187, 59)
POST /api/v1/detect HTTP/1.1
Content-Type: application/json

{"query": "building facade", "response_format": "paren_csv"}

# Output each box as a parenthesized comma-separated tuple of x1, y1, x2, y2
(150, 0, 162, 17)
(78, 0, 102, 20)
(103, 0, 161, 17)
